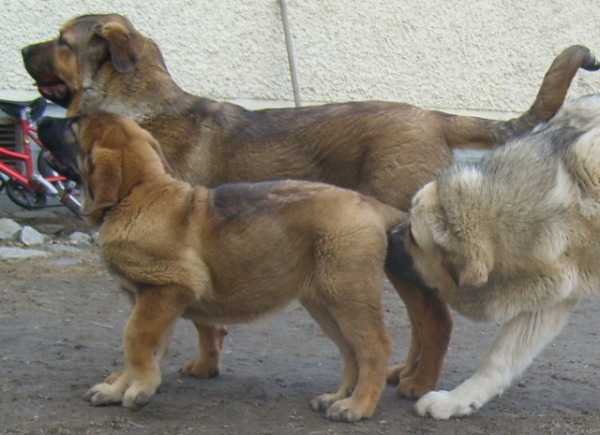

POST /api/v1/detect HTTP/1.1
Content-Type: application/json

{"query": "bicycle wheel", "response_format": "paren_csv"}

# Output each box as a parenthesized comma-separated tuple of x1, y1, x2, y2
(5, 179, 47, 210)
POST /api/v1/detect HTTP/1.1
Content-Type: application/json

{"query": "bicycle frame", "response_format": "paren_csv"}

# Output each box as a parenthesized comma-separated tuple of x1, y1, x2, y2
(0, 112, 65, 191)
(0, 100, 80, 213)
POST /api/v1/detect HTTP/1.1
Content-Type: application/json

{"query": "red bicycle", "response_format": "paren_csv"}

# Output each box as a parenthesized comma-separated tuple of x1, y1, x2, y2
(0, 97, 80, 214)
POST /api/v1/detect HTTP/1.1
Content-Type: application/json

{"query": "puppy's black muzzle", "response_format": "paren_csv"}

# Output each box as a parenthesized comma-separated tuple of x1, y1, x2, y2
(37, 116, 81, 183)
(385, 221, 431, 291)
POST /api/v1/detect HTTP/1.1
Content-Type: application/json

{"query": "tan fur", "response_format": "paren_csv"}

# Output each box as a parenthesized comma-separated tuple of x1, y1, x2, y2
(55, 112, 406, 421)
(22, 13, 600, 398)
(386, 94, 600, 419)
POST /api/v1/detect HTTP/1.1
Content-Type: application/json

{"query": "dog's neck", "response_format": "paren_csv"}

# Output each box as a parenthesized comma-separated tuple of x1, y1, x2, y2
(72, 39, 192, 122)
(99, 171, 205, 232)
(123, 141, 178, 192)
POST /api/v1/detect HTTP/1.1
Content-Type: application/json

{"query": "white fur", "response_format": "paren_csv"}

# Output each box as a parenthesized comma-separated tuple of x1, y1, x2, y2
(416, 299, 575, 419)
(411, 94, 600, 420)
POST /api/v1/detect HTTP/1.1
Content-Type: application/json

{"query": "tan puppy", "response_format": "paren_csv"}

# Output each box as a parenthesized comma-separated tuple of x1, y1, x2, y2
(38, 112, 406, 422)
(23, 13, 600, 397)
(386, 94, 600, 419)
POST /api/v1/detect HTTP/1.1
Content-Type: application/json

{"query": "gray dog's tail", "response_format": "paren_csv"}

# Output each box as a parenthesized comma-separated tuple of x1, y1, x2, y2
(443, 45, 600, 150)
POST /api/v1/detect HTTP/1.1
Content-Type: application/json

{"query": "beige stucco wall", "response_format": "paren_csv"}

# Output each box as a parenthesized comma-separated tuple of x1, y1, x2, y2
(2, 0, 600, 113)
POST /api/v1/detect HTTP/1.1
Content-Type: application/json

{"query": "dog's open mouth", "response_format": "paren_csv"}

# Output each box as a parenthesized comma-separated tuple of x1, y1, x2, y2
(41, 149, 68, 173)
(35, 81, 72, 107)
(40, 149, 81, 183)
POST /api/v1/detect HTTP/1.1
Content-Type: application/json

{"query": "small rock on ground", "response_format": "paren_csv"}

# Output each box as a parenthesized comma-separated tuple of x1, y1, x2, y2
(0, 218, 22, 241)
(45, 244, 83, 254)
(69, 231, 93, 248)
(44, 257, 81, 266)
(19, 226, 46, 246)
(0, 246, 50, 259)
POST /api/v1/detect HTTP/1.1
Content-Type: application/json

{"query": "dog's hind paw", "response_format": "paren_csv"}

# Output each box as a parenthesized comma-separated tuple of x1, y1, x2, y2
(180, 358, 220, 379)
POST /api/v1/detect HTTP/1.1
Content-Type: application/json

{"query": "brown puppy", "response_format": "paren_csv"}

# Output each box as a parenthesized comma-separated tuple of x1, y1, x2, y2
(22, 13, 600, 398)
(38, 112, 405, 422)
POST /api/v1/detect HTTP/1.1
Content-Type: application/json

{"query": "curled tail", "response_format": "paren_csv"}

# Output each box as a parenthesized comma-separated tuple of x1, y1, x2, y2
(444, 45, 600, 150)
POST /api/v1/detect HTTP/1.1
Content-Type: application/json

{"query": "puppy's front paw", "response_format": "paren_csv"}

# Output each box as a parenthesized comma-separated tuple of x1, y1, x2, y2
(310, 393, 340, 412)
(415, 389, 482, 420)
(400, 375, 434, 398)
(86, 382, 125, 406)
(105, 370, 124, 384)
(325, 398, 370, 423)
(122, 383, 156, 410)
(86, 373, 159, 410)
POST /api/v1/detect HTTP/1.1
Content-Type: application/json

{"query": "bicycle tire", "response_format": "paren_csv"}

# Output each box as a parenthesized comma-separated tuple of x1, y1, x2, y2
(5, 179, 47, 210)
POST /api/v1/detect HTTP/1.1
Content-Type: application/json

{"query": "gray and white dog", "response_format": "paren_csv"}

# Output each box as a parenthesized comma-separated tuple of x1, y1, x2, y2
(386, 94, 600, 419)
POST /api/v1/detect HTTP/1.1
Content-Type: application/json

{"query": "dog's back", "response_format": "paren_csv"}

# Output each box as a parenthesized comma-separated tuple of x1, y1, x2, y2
(98, 176, 404, 303)
(207, 180, 405, 231)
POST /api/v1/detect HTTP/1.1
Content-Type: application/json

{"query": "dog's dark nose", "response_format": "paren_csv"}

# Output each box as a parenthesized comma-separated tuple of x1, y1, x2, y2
(21, 46, 31, 60)
(385, 222, 432, 291)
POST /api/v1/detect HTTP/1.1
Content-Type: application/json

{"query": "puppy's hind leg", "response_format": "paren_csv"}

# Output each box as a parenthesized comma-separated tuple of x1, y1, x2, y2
(416, 299, 575, 420)
(87, 286, 185, 410)
(314, 296, 392, 423)
(181, 322, 227, 378)
(302, 299, 360, 413)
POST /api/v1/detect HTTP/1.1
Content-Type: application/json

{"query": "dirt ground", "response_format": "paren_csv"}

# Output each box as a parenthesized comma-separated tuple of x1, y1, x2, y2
(2, 206, 600, 435)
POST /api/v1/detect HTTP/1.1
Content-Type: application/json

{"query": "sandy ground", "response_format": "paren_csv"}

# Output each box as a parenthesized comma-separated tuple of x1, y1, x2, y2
(1, 202, 600, 435)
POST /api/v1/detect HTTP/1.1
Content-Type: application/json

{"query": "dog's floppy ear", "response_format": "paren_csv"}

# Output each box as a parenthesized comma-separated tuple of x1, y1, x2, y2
(458, 247, 492, 288)
(81, 142, 123, 218)
(93, 21, 144, 73)
(418, 181, 492, 289)
(146, 134, 176, 176)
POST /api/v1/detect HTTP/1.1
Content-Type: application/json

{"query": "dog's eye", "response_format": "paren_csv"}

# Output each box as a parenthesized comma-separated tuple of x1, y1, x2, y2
(57, 37, 69, 48)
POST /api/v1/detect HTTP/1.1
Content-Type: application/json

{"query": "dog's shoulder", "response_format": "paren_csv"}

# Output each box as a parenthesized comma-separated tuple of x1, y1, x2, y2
(183, 98, 250, 129)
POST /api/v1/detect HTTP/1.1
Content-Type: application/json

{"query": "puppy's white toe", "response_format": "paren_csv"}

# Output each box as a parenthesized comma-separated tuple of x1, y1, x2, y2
(415, 390, 454, 420)
(416, 387, 488, 420)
